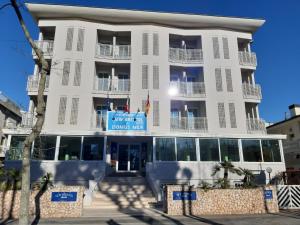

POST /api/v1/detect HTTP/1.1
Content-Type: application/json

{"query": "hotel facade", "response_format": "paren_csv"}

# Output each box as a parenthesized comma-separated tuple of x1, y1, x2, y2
(2, 3, 286, 200)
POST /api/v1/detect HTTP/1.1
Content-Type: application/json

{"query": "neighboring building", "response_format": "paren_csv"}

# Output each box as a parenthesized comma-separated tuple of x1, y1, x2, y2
(267, 104, 300, 171)
(0, 91, 22, 159)
(2, 3, 286, 200)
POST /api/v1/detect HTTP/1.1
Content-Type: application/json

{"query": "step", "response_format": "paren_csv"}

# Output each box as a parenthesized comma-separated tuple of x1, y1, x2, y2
(99, 184, 149, 190)
(93, 195, 155, 202)
(91, 198, 155, 205)
(97, 188, 152, 195)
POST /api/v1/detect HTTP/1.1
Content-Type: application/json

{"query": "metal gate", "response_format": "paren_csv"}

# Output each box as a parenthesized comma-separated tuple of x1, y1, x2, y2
(277, 185, 300, 209)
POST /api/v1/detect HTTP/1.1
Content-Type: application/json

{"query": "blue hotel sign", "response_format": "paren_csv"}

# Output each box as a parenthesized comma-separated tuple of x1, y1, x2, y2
(173, 191, 197, 201)
(51, 192, 77, 202)
(107, 112, 147, 131)
(264, 190, 273, 200)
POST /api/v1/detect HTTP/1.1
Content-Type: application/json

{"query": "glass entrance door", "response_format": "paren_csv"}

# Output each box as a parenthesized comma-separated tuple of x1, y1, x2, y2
(117, 144, 140, 171)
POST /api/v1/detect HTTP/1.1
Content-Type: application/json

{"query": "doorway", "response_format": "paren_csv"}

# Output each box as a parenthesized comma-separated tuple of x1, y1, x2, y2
(117, 144, 141, 171)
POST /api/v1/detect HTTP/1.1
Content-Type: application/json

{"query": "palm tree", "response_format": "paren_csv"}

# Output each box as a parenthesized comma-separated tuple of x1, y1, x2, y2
(212, 160, 242, 188)
(239, 168, 256, 188)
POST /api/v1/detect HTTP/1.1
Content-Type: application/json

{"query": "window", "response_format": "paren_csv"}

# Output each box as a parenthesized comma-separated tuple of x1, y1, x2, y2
(212, 37, 220, 59)
(215, 68, 223, 92)
(153, 33, 159, 56)
(82, 137, 104, 160)
(218, 103, 226, 128)
(73, 61, 82, 86)
(222, 37, 230, 59)
(7, 136, 26, 160)
(58, 136, 81, 160)
(142, 64, 148, 89)
(153, 65, 159, 89)
(153, 100, 160, 126)
(229, 103, 237, 128)
(76, 28, 85, 51)
(58, 96, 67, 124)
(65, 27, 74, 51)
(62, 61, 71, 86)
(177, 138, 196, 161)
(262, 140, 281, 162)
(155, 138, 176, 161)
(32, 136, 56, 160)
(220, 139, 239, 161)
(70, 98, 79, 125)
(225, 69, 233, 92)
(142, 33, 149, 55)
(200, 139, 219, 161)
(242, 140, 262, 162)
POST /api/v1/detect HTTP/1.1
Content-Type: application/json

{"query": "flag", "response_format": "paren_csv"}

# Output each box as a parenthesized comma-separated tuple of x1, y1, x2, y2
(106, 94, 111, 111)
(124, 95, 130, 113)
(145, 92, 150, 117)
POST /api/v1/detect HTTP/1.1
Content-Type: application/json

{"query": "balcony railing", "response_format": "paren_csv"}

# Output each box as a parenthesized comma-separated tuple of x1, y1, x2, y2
(21, 112, 35, 128)
(246, 118, 266, 133)
(170, 81, 205, 97)
(94, 79, 130, 93)
(238, 51, 257, 67)
(27, 75, 50, 92)
(169, 48, 203, 64)
(242, 83, 262, 100)
(33, 40, 54, 56)
(95, 43, 131, 60)
(170, 117, 208, 132)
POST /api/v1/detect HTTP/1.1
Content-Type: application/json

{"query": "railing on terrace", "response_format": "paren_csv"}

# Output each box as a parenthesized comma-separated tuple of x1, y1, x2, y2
(32, 40, 54, 56)
(170, 81, 205, 97)
(169, 48, 203, 64)
(95, 43, 131, 60)
(246, 118, 266, 134)
(242, 83, 262, 100)
(27, 75, 50, 92)
(21, 112, 35, 128)
(170, 117, 208, 132)
(94, 79, 130, 93)
(238, 51, 257, 67)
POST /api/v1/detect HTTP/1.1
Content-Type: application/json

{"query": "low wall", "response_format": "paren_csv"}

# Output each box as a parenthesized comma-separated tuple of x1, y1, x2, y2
(165, 185, 279, 215)
(0, 186, 84, 219)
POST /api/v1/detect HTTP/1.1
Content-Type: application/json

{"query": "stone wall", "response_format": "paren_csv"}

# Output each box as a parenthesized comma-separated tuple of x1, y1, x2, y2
(0, 186, 84, 219)
(165, 185, 279, 215)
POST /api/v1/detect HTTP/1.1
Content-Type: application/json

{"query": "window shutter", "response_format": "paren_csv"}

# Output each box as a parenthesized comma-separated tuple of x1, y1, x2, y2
(142, 33, 149, 55)
(225, 69, 233, 92)
(215, 68, 223, 92)
(76, 28, 85, 51)
(58, 96, 67, 124)
(153, 33, 159, 56)
(212, 37, 220, 59)
(153, 100, 160, 126)
(65, 28, 74, 51)
(218, 103, 226, 128)
(142, 64, 148, 89)
(62, 61, 71, 86)
(222, 37, 230, 59)
(153, 65, 159, 89)
(70, 98, 79, 125)
(73, 61, 82, 86)
(229, 103, 237, 128)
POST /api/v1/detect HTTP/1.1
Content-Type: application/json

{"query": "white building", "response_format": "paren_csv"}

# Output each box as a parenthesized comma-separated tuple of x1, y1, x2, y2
(2, 3, 286, 199)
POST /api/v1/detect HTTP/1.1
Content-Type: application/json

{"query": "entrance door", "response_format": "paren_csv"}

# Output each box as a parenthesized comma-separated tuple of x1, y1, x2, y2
(117, 144, 140, 171)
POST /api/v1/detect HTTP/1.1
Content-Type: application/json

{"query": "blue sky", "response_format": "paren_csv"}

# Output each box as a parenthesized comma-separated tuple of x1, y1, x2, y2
(0, 0, 299, 122)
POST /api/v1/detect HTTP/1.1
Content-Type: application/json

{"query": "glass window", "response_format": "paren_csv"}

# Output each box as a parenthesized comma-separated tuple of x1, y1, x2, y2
(177, 138, 196, 161)
(32, 136, 56, 160)
(262, 140, 281, 162)
(155, 138, 176, 161)
(7, 136, 26, 160)
(242, 140, 262, 162)
(220, 139, 239, 161)
(58, 136, 81, 160)
(200, 139, 219, 161)
(82, 137, 104, 160)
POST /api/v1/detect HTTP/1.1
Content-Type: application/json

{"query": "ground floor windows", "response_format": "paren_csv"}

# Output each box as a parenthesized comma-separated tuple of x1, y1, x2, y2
(220, 139, 239, 162)
(155, 138, 176, 161)
(7, 136, 26, 160)
(199, 139, 219, 161)
(83, 137, 104, 160)
(262, 139, 281, 162)
(242, 140, 262, 162)
(176, 138, 197, 161)
(58, 136, 81, 160)
(32, 136, 56, 160)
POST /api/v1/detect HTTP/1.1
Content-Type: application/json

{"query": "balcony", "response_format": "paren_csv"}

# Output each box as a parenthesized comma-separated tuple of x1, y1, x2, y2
(27, 75, 49, 93)
(239, 51, 257, 67)
(242, 83, 262, 100)
(32, 40, 54, 57)
(21, 112, 35, 128)
(95, 43, 131, 60)
(169, 81, 205, 97)
(94, 79, 130, 94)
(169, 48, 203, 64)
(246, 118, 266, 134)
(170, 117, 208, 132)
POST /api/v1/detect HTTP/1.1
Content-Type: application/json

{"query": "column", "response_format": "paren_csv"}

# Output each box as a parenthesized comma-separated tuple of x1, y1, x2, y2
(54, 136, 60, 161)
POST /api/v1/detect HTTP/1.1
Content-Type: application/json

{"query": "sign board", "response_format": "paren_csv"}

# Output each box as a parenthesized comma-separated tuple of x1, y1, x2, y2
(51, 192, 77, 202)
(107, 112, 147, 131)
(173, 191, 197, 201)
(264, 190, 273, 200)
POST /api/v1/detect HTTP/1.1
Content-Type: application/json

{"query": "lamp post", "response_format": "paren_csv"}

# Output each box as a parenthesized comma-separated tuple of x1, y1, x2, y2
(266, 167, 272, 184)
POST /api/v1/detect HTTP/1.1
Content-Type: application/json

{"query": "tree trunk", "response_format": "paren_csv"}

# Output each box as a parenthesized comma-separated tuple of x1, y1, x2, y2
(10, 1, 49, 224)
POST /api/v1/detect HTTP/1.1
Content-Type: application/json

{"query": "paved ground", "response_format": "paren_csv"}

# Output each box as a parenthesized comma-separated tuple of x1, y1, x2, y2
(1, 209, 300, 225)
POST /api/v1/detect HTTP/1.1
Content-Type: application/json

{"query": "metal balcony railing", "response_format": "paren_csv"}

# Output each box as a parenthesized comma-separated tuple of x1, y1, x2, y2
(246, 118, 266, 133)
(169, 48, 203, 64)
(238, 51, 257, 67)
(94, 79, 130, 93)
(170, 117, 208, 132)
(21, 112, 35, 128)
(169, 81, 205, 97)
(27, 75, 50, 92)
(242, 83, 262, 100)
(95, 43, 131, 60)
(32, 40, 54, 56)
